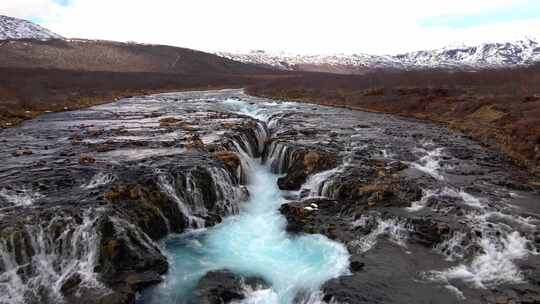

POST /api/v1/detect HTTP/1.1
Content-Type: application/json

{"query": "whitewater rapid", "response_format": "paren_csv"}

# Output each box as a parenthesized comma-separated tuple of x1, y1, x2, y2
(139, 100, 349, 303)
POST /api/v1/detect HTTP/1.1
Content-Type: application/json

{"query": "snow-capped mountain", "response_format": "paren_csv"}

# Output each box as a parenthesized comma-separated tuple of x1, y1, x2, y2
(215, 50, 401, 74)
(397, 38, 540, 68)
(218, 38, 540, 73)
(0, 15, 63, 40)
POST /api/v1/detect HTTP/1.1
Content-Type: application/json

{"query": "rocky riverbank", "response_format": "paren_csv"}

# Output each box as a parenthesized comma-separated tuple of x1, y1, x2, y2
(0, 90, 267, 303)
(247, 68, 540, 177)
(263, 95, 540, 303)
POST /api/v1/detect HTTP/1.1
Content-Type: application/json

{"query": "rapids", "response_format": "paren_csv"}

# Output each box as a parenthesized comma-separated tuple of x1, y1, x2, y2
(139, 161, 349, 304)
(139, 99, 349, 303)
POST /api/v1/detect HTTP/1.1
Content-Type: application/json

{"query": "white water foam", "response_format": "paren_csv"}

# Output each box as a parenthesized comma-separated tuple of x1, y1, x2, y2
(222, 98, 271, 122)
(411, 147, 445, 180)
(81, 172, 115, 190)
(435, 231, 470, 261)
(235, 288, 279, 304)
(0, 210, 105, 304)
(429, 231, 530, 288)
(350, 216, 411, 253)
(301, 167, 341, 198)
(407, 189, 437, 212)
(424, 188, 535, 289)
(0, 187, 42, 208)
(408, 187, 484, 212)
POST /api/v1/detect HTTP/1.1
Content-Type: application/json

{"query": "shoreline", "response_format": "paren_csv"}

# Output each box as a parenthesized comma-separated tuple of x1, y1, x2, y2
(0, 85, 244, 129)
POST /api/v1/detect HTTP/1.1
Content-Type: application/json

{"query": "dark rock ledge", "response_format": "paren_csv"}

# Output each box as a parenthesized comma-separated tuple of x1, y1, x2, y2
(0, 110, 264, 304)
(192, 270, 269, 304)
(277, 151, 540, 304)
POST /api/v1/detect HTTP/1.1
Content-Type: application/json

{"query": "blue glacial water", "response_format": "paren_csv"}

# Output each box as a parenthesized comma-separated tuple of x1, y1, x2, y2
(140, 160, 350, 304)
(140, 99, 350, 304)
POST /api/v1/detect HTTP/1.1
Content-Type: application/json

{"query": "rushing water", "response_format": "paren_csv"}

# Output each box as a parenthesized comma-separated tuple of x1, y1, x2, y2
(140, 161, 349, 304)
(139, 99, 349, 303)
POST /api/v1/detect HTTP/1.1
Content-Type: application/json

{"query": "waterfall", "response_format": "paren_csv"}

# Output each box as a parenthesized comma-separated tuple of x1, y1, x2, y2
(426, 207, 533, 288)
(300, 158, 353, 199)
(300, 167, 342, 199)
(107, 216, 164, 255)
(0, 209, 104, 304)
(231, 140, 257, 182)
(207, 167, 248, 215)
(5, 89, 536, 304)
(140, 156, 350, 304)
(254, 121, 269, 155)
(238, 134, 257, 158)
(81, 173, 115, 190)
(349, 215, 412, 253)
(157, 165, 249, 230)
(408, 170, 536, 289)
(157, 173, 206, 229)
(0, 187, 43, 209)
(264, 141, 294, 174)
(141, 100, 350, 304)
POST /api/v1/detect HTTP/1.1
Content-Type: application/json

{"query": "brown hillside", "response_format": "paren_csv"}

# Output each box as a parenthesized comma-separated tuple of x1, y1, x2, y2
(0, 39, 270, 74)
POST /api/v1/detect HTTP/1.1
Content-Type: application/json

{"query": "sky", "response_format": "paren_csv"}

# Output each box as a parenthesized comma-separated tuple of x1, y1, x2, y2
(2, 0, 540, 55)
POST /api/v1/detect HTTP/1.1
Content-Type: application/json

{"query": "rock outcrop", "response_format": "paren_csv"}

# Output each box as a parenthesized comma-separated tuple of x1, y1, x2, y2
(0, 91, 265, 304)
(192, 270, 269, 304)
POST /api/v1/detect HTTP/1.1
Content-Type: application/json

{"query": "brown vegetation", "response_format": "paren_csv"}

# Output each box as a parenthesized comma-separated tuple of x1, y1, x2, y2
(0, 39, 284, 127)
(248, 66, 540, 175)
(213, 151, 241, 172)
(0, 67, 285, 127)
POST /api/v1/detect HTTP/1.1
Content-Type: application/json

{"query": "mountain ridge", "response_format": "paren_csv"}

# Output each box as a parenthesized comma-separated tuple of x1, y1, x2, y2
(218, 38, 540, 74)
(2, 14, 539, 74)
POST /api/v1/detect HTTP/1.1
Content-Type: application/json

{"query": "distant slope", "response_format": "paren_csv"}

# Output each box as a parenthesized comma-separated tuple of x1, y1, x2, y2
(219, 38, 540, 74)
(0, 14, 270, 75)
(216, 51, 400, 74)
(0, 39, 271, 74)
(0, 15, 63, 40)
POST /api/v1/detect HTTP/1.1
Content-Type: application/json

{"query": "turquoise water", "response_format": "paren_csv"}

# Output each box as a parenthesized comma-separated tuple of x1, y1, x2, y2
(140, 98, 349, 303)
(140, 160, 349, 304)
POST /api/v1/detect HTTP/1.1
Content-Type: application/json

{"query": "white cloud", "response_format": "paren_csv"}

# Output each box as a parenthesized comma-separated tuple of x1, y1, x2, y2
(0, 0, 61, 19)
(1, 0, 539, 54)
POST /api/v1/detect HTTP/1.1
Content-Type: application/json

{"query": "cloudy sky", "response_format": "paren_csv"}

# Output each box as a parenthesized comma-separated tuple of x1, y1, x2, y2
(2, 0, 540, 55)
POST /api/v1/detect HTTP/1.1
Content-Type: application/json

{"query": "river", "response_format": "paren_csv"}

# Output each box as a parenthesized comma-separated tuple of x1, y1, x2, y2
(0, 90, 539, 304)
